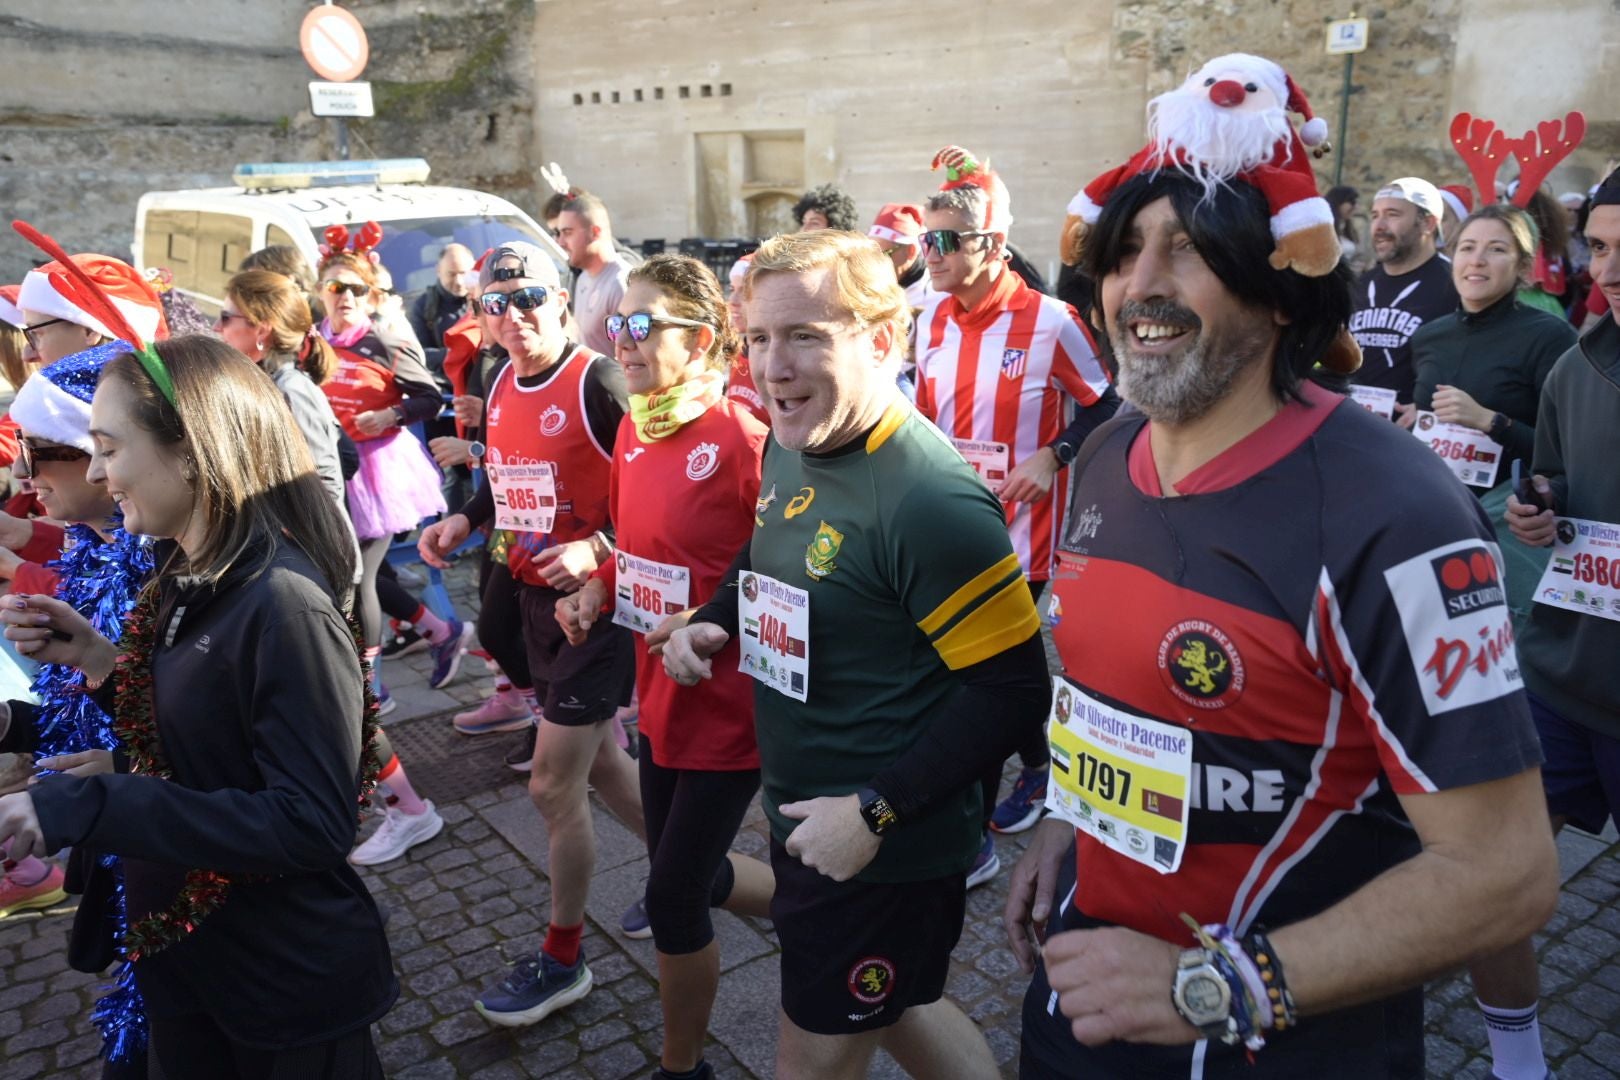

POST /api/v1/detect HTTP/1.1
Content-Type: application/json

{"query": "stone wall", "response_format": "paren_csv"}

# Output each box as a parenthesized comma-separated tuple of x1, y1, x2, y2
(2, 0, 1615, 282)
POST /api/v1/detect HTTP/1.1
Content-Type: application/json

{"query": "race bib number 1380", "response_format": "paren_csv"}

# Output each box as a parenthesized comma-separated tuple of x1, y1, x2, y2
(1043, 677, 1193, 875)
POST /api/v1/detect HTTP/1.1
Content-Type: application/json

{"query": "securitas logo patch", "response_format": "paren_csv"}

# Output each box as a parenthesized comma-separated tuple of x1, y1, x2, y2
(1430, 547, 1505, 618)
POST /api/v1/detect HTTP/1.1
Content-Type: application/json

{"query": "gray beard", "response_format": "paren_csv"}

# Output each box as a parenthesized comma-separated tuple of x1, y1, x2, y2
(1112, 330, 1264, 425)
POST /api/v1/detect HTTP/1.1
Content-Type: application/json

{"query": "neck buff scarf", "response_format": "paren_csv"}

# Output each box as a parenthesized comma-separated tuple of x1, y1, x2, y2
(629, 368, 725, 441)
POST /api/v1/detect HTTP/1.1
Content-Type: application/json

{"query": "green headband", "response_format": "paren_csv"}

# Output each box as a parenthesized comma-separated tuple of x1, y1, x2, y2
(135, 342, 176, 407)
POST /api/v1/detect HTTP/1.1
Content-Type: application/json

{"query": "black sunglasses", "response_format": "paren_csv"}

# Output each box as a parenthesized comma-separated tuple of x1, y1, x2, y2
(919, 229, 993, 256)
(604, 312, 713, 343)
(18, 438, 89, 478)
(480, 287, 550, 316)
(321, 280, 371, 297)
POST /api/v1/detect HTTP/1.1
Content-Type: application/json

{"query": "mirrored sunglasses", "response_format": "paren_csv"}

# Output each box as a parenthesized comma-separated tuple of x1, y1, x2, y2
(480, 286, 550, 316)
(918, 229, 992, 256)
(321, 280, 371, 297)
(604, 312, 713, 343)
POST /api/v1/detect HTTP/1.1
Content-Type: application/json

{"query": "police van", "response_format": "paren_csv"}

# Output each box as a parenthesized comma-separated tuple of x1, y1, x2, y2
(132, 158, 569, 313)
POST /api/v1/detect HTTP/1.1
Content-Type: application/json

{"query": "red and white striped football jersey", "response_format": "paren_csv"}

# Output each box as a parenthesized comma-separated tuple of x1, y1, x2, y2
(915, 270, 1109, 580)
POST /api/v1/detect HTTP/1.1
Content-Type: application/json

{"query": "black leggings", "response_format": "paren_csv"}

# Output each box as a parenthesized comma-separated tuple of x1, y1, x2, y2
(476, 552, 532, 691)
(148, 1013, 382, 1080)
(639, 733, 760, 955)
(375, 561, 421, 623)
(980, 578, 1053, 825)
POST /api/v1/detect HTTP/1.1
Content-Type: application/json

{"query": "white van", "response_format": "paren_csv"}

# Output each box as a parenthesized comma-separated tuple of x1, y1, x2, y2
(133, 158, 569, 313)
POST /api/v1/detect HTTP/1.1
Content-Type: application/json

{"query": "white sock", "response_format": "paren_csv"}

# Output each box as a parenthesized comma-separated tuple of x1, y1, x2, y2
(1477, 998, 1545, 1080)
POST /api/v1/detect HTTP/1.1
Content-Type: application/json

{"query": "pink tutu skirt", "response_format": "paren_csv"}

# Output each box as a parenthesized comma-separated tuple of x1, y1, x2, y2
(346, 428, 448, 541)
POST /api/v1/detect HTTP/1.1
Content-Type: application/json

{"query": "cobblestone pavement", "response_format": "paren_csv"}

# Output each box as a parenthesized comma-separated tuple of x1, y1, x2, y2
(0, 556, 1616, 1079)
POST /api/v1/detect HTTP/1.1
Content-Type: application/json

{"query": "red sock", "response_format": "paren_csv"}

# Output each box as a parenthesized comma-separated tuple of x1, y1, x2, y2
(543, 922, 584, 967)
(378, 755, 428, 815)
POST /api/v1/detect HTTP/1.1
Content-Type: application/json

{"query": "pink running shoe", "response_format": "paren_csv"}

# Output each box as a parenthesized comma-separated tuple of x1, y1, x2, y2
(0, 864, 67, 918)
(453, 688, 533, 736)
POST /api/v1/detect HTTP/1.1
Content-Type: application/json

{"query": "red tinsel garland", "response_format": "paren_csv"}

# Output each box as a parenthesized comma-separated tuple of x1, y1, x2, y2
(110, 585, 383, 962)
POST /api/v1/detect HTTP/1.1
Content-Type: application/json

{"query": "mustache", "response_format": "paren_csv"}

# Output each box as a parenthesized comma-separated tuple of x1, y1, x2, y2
(1116, 299, 1202, 332)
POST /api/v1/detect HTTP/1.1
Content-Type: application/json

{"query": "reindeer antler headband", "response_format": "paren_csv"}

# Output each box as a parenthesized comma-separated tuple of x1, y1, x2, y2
(1449, 110, 1586, 210)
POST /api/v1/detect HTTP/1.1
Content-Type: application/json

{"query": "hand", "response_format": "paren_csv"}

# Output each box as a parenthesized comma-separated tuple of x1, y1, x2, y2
(1392, 401, 1418, 430)
(646, 609, 693, 657)
(429, 436, 474, 469)
(0, 791, 44, 861)
(1432, 385, 1493, 431)
(780, 794, 881, 881)
(1506, 475, 1557, 547)
(1005, 817, 1076, 973)
(35, 749, 113, 778)
(555, 578, 609, 646)
(1043, 926, 1197, 1047)
(999, 447, 1061, 504)
(661, 622, 730, 685)
(530, 539, 599, 592)
(0, 512, 31, 552)
(1, 594, 117, 676)
(417, 514, 471, 569)
(354, 409, 397, 437)
(0, 547, 21, 582)
(451, 394, 484, 427)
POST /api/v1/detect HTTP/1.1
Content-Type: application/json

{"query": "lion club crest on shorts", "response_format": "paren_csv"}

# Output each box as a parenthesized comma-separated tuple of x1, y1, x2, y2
(1157, 619, 1245, 709)
(685, 441, 721, 481)
(848, 956, 896, 1004)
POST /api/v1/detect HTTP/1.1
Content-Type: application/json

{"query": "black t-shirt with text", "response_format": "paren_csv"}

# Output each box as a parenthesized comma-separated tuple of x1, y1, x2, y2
(1349, 254, 1457, 403)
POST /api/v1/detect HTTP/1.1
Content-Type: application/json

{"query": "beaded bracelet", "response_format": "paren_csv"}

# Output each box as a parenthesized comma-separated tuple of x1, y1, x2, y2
(1243, 927, 1299, 1032)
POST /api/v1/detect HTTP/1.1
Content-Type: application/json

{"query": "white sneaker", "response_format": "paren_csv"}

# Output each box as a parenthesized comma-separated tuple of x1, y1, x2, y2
(349, 801, 445, 866)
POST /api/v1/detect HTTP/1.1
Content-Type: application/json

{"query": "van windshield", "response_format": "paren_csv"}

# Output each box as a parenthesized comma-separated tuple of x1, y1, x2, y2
(322, 215, 564, 298)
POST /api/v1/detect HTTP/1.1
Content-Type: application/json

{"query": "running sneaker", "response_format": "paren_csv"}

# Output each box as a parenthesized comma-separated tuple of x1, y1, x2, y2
(453, 689, 533, 736)
(504, 724, 538, 772)
(382, 626, 429, 659)
(990, 765, 1049, 834)
(376, 690, 398, 718)
(475, 949, 593, 1027)
(349, 801, 444, 866)
(429, 619, 475, 689)
(620, 896, 652, 940)
(965, 833, 1001, 890)
(0, 864, 67, 918)
(651, 1063, 714, 1080)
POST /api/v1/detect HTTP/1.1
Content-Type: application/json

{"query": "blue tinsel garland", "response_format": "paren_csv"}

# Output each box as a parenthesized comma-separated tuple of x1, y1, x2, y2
(30, 522, 154, 1065)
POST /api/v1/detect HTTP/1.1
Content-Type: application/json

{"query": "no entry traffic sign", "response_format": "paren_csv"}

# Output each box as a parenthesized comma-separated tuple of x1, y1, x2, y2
(300, 6, 370, 83)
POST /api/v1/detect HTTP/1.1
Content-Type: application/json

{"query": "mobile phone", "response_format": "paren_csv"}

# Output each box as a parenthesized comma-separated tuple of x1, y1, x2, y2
(1512, 460, 1549, 512)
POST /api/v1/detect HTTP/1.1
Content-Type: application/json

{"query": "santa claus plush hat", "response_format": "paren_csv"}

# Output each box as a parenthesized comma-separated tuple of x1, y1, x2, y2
(932, 147, 1013, 232)
(11, 339, 134, 453)
(869, 203, 925, 248)
(1439, 184, 1475, 223)
(18, 253, 166, 344)
(0, 285, 22, 328)
(1064, 53, 1338, 279)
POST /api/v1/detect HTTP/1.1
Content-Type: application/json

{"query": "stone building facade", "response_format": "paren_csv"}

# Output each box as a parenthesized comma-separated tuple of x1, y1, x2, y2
(2, 0, 1615, 281)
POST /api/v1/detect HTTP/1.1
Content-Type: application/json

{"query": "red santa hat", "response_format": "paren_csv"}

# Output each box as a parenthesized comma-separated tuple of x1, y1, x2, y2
(1065, 53, 1338, 279)
(0, 284, 22, 328)
(17, 252, 167, 344)
(1438, 184, 1475, 223)
(931, 147, 1013, 231)
(868, 203, 925, 248)
(727, 253, 754, 294)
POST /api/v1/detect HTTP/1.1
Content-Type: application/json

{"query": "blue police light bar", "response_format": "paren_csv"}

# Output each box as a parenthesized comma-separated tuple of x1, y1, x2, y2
(232, 158, 432, 190)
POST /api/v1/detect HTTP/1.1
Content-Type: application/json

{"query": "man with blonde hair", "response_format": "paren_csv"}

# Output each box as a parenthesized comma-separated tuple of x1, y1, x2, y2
(662, 230, 1050, 1078)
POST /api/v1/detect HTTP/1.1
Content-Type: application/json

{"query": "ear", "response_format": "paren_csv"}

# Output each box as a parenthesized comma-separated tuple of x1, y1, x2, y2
(691, 323, 716, 360)
(871, 319, 898, 364)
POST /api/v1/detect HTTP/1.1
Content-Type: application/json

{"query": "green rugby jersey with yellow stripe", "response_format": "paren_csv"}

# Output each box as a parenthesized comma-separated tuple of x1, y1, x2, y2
(750, 401, 1040, 883)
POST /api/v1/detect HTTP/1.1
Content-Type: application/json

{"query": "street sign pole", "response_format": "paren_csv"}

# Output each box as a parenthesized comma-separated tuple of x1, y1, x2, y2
(1325, 14, 1370, 188)
(336, 119, 350, 160)
(301, 3, 370, 163)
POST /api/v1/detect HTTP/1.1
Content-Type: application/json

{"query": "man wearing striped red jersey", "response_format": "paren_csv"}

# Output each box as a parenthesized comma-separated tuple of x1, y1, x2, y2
(662, 230, 1050, 1079)
(418, 243, 644, 1028)
(1007, 70, 1558, 1078)
(915, 146, 1116, 846)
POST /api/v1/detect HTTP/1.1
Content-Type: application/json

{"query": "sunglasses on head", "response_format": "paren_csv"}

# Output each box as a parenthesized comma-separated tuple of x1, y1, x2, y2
(479, 286, 550, 316)
(18, 438, 89, 478)
(321, 280, 371, 297)
(918, 229, 993, 256)
(604, 312, 713, 343)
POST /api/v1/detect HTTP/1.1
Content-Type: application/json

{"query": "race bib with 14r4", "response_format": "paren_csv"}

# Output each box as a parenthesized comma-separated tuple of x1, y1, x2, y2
(738, 570, 810, 702)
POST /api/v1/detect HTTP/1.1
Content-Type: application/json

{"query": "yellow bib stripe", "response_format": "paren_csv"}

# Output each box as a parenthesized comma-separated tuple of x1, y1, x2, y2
(865, 401, 910, 455)
(929, 576, 1042, 670)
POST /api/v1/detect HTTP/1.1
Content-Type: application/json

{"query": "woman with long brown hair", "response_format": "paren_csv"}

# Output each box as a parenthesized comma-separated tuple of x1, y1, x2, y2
(0, 335, 395, 1078)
